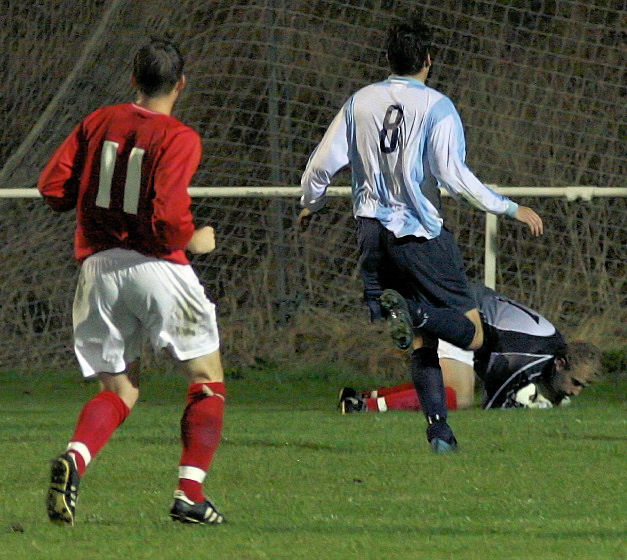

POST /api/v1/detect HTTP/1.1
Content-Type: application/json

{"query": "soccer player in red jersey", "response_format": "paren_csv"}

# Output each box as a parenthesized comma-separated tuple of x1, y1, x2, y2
(39, 39, 225, 526)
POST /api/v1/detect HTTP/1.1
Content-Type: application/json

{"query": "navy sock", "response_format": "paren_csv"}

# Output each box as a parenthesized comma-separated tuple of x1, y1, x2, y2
(407, 300, 476, 349)
(410, 347, 448, 421)
(364, 288, 383, 322)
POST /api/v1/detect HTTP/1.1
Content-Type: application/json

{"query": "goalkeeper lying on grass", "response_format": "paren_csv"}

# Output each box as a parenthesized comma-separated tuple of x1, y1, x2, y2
(339, 283, 602, 412)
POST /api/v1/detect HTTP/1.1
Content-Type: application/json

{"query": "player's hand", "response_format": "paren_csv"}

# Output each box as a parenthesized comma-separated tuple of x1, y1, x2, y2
(186, 225, 216, 254)
(297, 208, 313, 232)
(514, 206, 543, 236)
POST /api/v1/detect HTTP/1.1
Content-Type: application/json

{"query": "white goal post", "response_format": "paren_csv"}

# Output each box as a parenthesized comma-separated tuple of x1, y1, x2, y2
(2, 185, 625, 290)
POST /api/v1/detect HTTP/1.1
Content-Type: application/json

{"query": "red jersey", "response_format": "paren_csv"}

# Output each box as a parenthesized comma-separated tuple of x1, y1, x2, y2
(38, 103, 201, 264)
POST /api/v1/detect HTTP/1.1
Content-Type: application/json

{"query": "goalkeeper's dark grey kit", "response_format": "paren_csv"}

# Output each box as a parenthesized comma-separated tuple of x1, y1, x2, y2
(470, 283, 567, 409)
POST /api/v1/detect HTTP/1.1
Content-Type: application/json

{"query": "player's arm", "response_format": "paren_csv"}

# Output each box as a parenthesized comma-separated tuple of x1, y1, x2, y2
(298, 104, 350, 226)
(483, 356, 547, 409)
(151, 128, 203, 252)
(427, 98, 543, 236)
(480, 356, 515, 409)
(37, 123, 84, 211)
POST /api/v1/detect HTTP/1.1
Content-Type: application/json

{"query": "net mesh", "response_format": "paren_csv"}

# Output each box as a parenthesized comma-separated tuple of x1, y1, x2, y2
(0, 1, 625, 375)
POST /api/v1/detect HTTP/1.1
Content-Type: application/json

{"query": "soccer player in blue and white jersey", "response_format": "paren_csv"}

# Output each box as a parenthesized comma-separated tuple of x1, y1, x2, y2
(299, 15, 543, 452)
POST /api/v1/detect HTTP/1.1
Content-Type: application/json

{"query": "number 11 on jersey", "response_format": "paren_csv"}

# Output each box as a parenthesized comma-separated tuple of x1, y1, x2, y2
(96, 140, 145, 215)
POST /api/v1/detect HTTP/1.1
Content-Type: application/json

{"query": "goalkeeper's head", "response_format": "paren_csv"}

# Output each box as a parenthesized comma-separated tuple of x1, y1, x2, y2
(386, 14, 434, 76)
(132, 38, 185, 98)
(548, 341, 603, 403)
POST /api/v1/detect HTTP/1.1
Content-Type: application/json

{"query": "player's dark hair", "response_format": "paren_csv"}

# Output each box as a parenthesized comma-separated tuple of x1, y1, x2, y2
(386, 15, 434, 75)
(563, 341, 603, 378)
(133, 38, 184, 97)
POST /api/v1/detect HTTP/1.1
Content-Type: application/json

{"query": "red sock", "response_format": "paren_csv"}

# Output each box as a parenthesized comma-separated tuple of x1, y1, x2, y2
(367, 388, 419, 411)
(67, 391, 130, 476)
(444, 387, 458, 411)
(178, 382, 225, 503)
(369, 382, 415, 398)
(366, 386, 458, 412)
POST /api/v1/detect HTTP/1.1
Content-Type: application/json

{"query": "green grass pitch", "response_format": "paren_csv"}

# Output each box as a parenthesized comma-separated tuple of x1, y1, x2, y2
(1, 367, 625, 560)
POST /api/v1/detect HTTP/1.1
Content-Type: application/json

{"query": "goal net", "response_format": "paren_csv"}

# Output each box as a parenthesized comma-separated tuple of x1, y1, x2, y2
(0, 1, 624, 376)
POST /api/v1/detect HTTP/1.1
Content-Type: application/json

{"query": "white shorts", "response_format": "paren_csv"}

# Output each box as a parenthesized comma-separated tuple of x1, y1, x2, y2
(73, 248, 219, 378)
(437, 339, 474, 366)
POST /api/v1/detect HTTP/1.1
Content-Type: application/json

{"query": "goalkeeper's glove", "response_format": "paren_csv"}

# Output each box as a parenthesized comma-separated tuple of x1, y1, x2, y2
(513, 383, 553, 409)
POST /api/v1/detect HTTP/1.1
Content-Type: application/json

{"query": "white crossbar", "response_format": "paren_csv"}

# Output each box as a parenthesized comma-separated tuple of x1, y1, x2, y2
(1, 186, 624, 289)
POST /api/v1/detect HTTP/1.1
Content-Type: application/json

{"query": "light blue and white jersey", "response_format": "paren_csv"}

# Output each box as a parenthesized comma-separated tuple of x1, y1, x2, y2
(301, 76, 518, 238)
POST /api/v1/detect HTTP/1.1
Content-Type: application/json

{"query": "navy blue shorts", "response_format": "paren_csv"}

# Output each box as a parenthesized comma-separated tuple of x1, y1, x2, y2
(356, 217, 476, 313)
